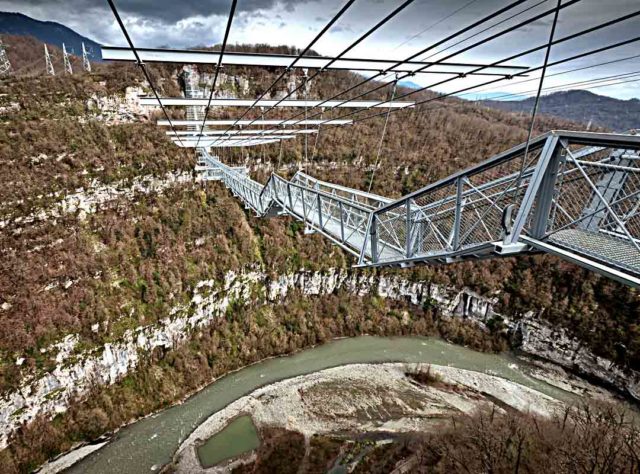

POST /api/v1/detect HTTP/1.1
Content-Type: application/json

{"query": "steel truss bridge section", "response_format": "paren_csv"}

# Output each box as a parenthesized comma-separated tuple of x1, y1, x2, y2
(200, 131, 640, 288)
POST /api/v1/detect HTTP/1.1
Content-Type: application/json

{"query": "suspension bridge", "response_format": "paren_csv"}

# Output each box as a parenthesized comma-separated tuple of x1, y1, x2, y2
(101, 0, 640, 287)
(194, 131, 640, 287)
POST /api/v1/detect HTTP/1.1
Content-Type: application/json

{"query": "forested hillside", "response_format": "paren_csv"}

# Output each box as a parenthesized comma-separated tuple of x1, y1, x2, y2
(482, 89, 640, 132)
(1, 34, 86, 75)
(0, 39, 639, 472)
(0, 12, 101, 60)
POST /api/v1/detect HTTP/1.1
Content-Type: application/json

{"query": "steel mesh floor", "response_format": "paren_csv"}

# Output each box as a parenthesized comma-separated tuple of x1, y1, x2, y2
(548, 228, 640, 274)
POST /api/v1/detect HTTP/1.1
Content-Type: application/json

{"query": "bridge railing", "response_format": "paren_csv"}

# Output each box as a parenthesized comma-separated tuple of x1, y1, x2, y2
(199, 132, 640, 287)
(359, 134, 553, 266)
(290, 172, 392, 210)
(522, 132, 640, 278)
(263, 174, 375, 257)
(202, 151, 377, 258)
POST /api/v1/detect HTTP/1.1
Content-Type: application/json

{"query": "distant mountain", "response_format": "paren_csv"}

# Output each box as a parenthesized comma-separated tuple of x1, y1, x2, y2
(470, 92, 527, 101)
(399, 80, 421, 90)
(0, 12, 101, 60)
(482, 90, 640, 132)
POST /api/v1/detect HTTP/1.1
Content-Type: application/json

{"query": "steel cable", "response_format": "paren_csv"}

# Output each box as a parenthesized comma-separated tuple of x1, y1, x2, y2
(519, 0, 563, 187)
(367, 76, 398, 193)
(195, 0, 238, 149)
(233, 0, 570, 145)
(106, 0, 187, 148)
(207, 0, 358, 147)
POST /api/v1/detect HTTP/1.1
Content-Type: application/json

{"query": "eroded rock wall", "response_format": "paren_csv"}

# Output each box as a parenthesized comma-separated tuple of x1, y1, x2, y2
(1, 268, 637, 448)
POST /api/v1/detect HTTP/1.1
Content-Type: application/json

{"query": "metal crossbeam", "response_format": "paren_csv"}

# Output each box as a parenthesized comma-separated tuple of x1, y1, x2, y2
(140, 98, 415, 108)
(157, 119, 353, 126)
(166, 129, 318, 136)
(101, 46, 527, 76)
(177, 138, 287, 148)
(200, 131, 640, 287)
(173, 135, 298, 141)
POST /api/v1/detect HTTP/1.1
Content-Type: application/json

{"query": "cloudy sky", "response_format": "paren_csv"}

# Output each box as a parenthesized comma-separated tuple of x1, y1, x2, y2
(2, 0, 639, 100)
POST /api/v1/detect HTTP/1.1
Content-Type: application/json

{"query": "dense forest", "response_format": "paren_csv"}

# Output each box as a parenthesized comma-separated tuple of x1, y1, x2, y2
(0, 37, 639, 472)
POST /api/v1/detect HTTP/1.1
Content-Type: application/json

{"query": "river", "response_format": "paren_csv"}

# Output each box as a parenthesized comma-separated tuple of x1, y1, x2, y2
(66, 336, 573, 473)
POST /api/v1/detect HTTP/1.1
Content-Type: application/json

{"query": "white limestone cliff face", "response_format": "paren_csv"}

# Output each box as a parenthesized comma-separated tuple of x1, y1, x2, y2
(0, 268, 637, 449)
(85, 86, 153, 124)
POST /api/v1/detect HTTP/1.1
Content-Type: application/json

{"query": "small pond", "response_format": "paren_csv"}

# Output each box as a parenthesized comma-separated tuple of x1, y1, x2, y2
(197, 415, 260, 467)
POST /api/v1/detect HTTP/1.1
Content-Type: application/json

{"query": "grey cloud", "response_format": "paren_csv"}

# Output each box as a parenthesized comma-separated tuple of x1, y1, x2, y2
(7, 0, 312, 23)
(0, 0, 637, 98)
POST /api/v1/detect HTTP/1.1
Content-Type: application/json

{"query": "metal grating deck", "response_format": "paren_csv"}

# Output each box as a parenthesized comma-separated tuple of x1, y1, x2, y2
(548, 228, 640, 275)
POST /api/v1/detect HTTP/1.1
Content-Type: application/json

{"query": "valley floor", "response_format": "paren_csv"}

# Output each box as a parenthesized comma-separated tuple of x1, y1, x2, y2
(173, 362, 561, 473)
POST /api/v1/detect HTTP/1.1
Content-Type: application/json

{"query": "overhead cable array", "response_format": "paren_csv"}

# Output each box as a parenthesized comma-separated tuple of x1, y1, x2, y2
(304, 7, 640, 134)
(205, 0, 359, 146)
(104, 0, 640, 149)
(105, 0, 187, 148)
(230, 0, 539, 145)
(345, 30, 640, 128)
(194, 0, 238, 148)
(208, 0, 417, 147)
(231, 2, 640, 145)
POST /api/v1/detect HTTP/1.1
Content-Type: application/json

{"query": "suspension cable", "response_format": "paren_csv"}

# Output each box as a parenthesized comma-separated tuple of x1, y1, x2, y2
(260, 107, 267, 164)
(367, 75, 398, 193)
(106, 0, 187, 148)
(244, 0, 417, 124)
(518, 0, 562, 184)
(227, 0, 418, 147)
(277, 135, 284, 171)
(194, 0, 238, 149)
(303, 68, 309, 170)
(399, 69, 640, 122)
(315, 0, 580, 116)
(283, 33, 640, 171)
(208, 0, 357, 147)
(471, 69, 640, 103)
(420, 0, 549, 63)
(231, 9, 640, 155)
(312, 27, 640, 141)
(323, 13, 640, 130)
(391, 0, 481, 51)
(454, 51, 640, 101)
(311, 109, 324, 162)
(233, 0, 568, 143)
(387, 3, 640, 107)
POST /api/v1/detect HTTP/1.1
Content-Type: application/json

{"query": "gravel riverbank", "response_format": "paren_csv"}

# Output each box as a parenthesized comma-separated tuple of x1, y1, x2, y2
(173, 362, 563, 473)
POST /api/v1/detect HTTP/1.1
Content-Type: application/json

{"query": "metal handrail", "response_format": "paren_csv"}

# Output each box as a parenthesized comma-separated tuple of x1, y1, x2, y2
(198, 131, 640, 287)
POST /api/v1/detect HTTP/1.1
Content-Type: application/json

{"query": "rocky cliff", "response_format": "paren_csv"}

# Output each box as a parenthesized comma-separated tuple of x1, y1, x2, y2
(1, 268, 638, 449)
